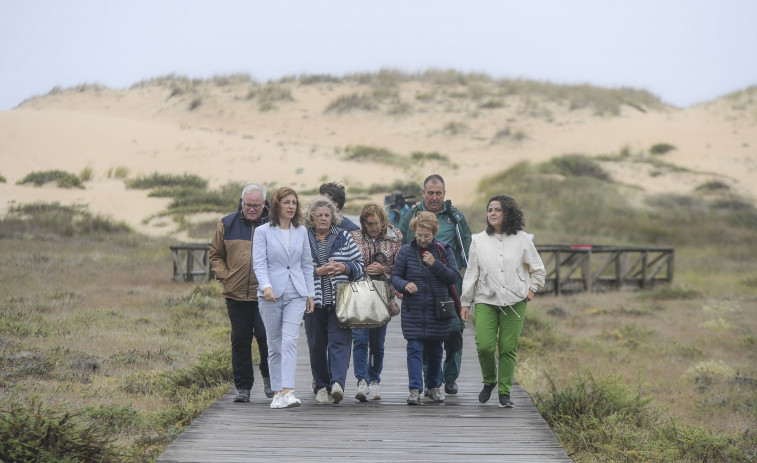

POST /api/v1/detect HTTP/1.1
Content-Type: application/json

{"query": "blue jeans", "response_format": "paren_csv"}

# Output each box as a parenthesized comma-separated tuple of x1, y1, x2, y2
(407, 339, 443, 391)
(353, 325, 388, 384)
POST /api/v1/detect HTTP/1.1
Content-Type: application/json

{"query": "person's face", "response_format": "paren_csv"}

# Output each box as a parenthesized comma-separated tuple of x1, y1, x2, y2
(314, 206, 332, 233)
(279, 194, 297, 221)
(241, 190, 265, 221)
(364, 214, 382, 239)
(422, 180, 445, 213)
(415, 226, 434, 248)
(487, 200, 505, 231)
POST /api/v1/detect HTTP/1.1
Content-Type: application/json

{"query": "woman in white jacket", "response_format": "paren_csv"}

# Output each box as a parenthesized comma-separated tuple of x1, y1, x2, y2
(460, 195, 545, 408)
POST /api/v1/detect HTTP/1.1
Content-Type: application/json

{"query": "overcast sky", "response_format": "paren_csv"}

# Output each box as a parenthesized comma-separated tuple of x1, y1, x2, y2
(1, 0, 755, 110)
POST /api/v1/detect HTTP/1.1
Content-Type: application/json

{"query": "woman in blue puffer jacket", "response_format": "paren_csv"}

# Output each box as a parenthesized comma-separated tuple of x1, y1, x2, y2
(391, 211, 459, 405)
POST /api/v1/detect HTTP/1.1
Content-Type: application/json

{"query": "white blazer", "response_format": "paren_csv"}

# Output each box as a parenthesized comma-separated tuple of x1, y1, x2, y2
(252, 223, 315, 299)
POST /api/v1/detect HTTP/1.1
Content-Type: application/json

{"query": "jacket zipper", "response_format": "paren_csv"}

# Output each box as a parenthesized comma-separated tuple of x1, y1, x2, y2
(247, 225, 254, 300)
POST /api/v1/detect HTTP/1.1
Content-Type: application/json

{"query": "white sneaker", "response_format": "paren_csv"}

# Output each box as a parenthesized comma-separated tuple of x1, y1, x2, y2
(368, 381, 381, 401)
(355, 379, 369, 402)
(315, 387, 329, 405)
(429, 387, 445, 403)
(281, 391, 302, 408)
(331, 382, 344, 404)
(278, 391, 301, 408)
(269, 392, 283, 409)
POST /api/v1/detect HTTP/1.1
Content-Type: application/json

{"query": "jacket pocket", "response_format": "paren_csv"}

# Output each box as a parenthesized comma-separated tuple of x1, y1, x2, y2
(476, 273, 495, 297)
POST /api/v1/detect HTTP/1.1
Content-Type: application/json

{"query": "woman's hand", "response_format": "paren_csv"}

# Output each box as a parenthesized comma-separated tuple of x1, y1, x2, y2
(306, 297, 314, 313)
(526, 289, 534, 302)
(421, 252, 435, 266)
(460, 306, 470, 322)
(316, 262, 344, 277)
(366, 262, 385, 275)
(263, 287, 276, 302)
(404, 282, 418, 294)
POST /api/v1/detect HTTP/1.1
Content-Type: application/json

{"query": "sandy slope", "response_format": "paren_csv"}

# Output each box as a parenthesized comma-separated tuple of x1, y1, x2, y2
(1, 80, 755, 239)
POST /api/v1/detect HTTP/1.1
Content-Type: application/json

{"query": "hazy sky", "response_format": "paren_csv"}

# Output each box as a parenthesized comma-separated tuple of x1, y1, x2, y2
(1, 0, 755, 110)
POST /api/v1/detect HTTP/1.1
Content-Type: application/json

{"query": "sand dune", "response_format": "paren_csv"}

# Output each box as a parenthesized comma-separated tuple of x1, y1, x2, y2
(1, 78, 755, 239)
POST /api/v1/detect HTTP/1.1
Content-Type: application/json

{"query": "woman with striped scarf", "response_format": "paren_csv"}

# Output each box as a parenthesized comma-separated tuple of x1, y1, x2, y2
(303, 195, 364, 405)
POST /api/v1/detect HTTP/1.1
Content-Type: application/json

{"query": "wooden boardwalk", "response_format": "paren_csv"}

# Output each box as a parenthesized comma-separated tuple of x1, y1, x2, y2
(157, 317, 572, 463)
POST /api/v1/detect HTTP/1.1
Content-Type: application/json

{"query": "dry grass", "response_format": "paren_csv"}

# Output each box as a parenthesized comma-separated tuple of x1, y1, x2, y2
(0, 233, 238, 461)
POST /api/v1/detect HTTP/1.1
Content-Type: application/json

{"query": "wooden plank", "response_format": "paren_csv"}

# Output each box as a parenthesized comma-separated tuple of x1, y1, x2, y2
(157, 314, 572, 463)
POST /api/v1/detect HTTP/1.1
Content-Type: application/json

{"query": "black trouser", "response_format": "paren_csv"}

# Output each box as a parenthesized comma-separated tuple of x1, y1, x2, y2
(226, 299, 269, 390)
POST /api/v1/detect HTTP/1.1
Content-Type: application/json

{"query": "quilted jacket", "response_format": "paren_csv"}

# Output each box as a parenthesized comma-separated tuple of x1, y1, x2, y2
(391, 238, 459, 341)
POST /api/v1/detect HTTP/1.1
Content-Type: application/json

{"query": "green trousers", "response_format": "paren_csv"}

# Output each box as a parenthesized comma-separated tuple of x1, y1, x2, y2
(473, 301, 527, 396)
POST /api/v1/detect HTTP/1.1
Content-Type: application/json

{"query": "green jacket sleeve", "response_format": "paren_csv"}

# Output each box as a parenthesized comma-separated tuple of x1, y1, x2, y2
(398, 207, 417, 245)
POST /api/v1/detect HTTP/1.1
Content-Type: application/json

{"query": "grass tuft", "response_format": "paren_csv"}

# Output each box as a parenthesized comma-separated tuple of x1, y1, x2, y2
(125, 172, 208, 190)
(17, 170, 84, 188)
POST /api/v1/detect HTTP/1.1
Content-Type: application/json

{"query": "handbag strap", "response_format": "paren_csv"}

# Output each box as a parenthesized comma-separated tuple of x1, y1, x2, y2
(363, 273, 390, 309)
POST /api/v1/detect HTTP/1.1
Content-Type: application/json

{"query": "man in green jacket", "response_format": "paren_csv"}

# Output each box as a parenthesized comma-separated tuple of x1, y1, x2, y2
(398, 174, 472, 395)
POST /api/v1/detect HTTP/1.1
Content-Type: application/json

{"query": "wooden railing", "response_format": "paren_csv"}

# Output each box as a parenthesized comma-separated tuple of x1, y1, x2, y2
(536, 245, 674, 295)
(169, 243, 675, 293)
(169, 243, 213, 282)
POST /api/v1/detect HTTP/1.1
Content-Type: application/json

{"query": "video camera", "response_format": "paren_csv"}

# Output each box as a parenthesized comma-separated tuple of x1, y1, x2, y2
(384, 190, 415, 211)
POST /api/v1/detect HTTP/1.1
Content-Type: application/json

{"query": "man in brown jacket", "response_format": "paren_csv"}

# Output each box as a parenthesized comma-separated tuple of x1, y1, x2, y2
(209, 183, 273, 402)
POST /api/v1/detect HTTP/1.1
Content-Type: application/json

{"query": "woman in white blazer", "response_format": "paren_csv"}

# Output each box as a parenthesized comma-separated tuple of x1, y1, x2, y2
(460, 195, 545, 408)
(253, 187, 315, 409)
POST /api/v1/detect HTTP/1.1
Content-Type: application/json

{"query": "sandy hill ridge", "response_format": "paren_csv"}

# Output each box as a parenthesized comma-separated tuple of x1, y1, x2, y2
(1, 72, 756, 239)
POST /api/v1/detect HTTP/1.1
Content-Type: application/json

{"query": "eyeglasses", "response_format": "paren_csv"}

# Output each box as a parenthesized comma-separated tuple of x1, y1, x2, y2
(242, 202, 264, 210)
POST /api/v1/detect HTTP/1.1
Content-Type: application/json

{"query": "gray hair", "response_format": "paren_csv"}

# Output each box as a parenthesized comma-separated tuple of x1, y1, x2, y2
(303, 195, 343, 229)
(241, 183, 266, 200)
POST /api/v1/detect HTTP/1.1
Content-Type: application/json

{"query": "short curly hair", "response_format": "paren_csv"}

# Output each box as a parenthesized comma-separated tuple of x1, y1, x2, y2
(409, 210, 439, 236)
(303, 195, 343, 229)
(486, 195, 525, 236)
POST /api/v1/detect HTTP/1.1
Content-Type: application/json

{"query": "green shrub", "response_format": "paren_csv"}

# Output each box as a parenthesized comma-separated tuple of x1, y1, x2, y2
(125, 172, 208, 190)
(325, 93, 377, 113)
(188, 97, 202, 110)
(534, 371, 756, 462)
(0, 399, 120, 463)
(410, 151, 456, 167)
(650, 143, 676, 155)
(343, 145, 402, 165)
(16, 170, 83, 188)
(0, 202, 131, 238)
(538, 154, 611, 181)
(79, 166, 94, 182)
(695, 180, 730, 192)
(0, 172, 6, 183)
(257, 83, 293, 104)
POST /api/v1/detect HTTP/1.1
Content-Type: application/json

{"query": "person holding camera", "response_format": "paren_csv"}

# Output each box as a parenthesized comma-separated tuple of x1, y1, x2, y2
(349, 204, 403, 402)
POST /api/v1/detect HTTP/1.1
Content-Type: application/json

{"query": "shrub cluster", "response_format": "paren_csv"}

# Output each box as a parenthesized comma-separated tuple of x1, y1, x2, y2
(17, 170, 83, 188)
(538, 154, 611, 181)
(535, 372, 756, 462)
(0, 399, 120, 463)
(125, 172, 208, 190)
(0, 202, 131, 238)
(650, 143, 676, 155)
